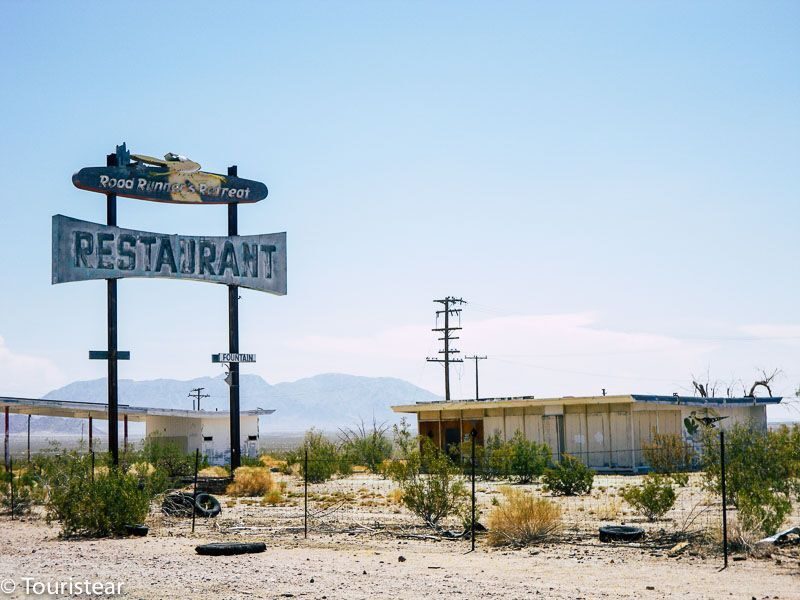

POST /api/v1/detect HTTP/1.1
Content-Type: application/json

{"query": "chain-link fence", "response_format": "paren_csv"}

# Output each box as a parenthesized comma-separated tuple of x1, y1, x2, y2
(5, 430, 799, 565)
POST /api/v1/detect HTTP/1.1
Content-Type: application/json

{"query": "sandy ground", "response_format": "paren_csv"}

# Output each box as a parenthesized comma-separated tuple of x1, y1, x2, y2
(1, 517, 798, 600)
(1, 473, 799, 599)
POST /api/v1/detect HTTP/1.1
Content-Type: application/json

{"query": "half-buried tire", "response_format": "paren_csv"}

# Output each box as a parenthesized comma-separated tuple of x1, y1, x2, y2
(195, 542, 266, 556)
(599, 525, 645, 543)
(195, 493, 222, 518)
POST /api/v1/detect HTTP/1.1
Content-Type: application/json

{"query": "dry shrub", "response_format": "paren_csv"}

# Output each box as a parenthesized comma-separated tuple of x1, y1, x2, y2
(129, 462, 156, 478)
(198, 466, 229, 477)
(259, 455, 287, 470)
(226, 466, 274, 496)
(487, 487, 561, 546)
(595, 498, 623, 521)
(351, 465, 370, 474)
(262, 489, 284, 505)
(387, 488, 404, 504)
(706, 515, 764, 555)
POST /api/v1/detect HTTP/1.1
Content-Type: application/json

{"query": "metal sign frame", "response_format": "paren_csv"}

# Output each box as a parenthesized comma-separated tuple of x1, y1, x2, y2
(57, 143, 281, 469)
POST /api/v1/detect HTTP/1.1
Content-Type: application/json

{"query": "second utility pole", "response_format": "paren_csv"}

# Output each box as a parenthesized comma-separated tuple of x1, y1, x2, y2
(427, 297, 466, 401)
(465, 355, 487, 400)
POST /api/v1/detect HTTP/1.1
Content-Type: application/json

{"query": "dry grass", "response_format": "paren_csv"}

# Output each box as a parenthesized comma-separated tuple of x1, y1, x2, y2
(262, 489, 285, 505)
(226, 466, 275, 497)
(487, 487, 562, 547)
(387, 488, 404, 504)
(595, 498, 623, 521)
(259, 455, 287, 470)
(706, 515, 765, 556)
(198, 466, 229, 477)
(129, 462, 155, 478)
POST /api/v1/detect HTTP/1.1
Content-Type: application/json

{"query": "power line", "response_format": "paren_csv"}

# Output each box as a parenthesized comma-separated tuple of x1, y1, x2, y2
(426, 296, 466, 401)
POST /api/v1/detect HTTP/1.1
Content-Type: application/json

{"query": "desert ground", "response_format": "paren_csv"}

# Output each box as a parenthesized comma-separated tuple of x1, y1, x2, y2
(1, 473, 798, 599)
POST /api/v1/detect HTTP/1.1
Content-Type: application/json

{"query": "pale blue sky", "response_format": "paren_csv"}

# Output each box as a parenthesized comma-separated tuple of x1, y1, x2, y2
(0, 2, 798, 419)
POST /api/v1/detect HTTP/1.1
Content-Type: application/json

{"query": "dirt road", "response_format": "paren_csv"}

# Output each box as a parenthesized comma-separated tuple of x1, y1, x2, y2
(1, 519, 798, 599)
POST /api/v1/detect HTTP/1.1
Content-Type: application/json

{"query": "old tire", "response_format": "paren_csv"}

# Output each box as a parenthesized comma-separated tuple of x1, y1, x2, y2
(195, 542, 266, 556)
(195, 493, 222, 518)
(124, 524, 149, 537)
(599, 525, 645, 543)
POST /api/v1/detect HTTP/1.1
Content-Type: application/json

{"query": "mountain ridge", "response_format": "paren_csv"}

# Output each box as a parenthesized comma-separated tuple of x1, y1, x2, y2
(10, 373, 440, 433)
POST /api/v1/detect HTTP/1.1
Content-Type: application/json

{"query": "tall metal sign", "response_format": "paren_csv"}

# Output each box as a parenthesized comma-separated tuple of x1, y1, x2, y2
(56, 143, 285, 468)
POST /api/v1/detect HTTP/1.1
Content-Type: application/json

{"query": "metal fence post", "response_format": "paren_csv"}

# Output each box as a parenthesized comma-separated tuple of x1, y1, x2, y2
(471, 429, 476, 551)
(192, 449, 199, 534)
(91, 451, 95, 484)
(720, 430, 728, 569)
(9, 456, 14, 521)
(304, 445, 308, 539)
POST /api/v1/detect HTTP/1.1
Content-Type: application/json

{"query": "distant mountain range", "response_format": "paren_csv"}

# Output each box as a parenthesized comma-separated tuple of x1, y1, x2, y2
(8, 373, 439, 434)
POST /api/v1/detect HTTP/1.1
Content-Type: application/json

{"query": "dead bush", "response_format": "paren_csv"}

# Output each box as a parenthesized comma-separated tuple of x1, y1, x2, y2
(226, 466, 274, 496)
(259, 455, 287, 470)
(487, 487, 562, 546)
(198, 466, 229, 478)
(262, 488, 284, 505)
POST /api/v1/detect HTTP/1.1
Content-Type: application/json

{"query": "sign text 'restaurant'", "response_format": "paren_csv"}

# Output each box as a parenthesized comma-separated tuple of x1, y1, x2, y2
(52, 215, 287, 295)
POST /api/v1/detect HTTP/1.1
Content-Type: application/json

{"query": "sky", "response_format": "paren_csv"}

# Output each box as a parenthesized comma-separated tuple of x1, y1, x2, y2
(0, 1, 798, 421)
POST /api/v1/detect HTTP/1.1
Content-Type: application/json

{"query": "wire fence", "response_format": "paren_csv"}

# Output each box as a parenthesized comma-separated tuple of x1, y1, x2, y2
(4, 431, 799, 567)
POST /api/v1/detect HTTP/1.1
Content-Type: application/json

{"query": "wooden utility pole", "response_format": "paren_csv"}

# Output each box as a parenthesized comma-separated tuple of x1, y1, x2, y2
(465, 355, 487, 400)
(426, 297, 465, 401)
(188, 387, 210, 411)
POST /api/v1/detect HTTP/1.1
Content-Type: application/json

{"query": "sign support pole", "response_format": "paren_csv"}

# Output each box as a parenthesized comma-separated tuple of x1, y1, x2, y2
(106, 151, 120, 467)
(227, 165, 241, 471)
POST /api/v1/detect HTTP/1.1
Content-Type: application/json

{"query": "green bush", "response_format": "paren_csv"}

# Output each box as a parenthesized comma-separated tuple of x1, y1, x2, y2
(295, 429, 341, 483)
(389, 437, 468, 528)
(508, 430, 551, 483)
(339, 419, 393, 474)
(622, 474, 676, 521)
(43, 455, 150, 537)
(542, 454, 594, 496)
(461, 431, 551, 482)
(484, 431, 513, 480)
(0, 468, 37, 516)
(140, 437, 196, 478)
(702, 423, 800, 536)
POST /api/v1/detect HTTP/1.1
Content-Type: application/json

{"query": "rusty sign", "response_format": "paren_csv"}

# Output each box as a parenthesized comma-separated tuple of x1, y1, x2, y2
(72, 145, 268, 205)
(52, 215, 287, 295)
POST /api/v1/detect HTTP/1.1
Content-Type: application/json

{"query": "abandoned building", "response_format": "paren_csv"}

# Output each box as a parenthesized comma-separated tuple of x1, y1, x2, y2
(1, 396, 274, 466)
(392, 394, 781, 472)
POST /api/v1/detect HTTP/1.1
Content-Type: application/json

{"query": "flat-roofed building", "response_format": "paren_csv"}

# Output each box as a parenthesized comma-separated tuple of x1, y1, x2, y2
(1, 396, 274, 466)
(392, 394, 781, 472)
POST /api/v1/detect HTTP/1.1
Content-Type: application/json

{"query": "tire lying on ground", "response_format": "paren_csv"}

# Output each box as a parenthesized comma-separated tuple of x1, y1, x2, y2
(195, 542, 266, 556)
(161, 492, 222, 518)
(194, 493, 222, 518)
(599, 525, 645, 543)
(124, 524, 149, 537)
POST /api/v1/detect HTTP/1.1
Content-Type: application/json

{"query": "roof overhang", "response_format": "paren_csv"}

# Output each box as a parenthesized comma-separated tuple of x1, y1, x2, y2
(0, 397, 274, 421)
(392, 394, 634, 413)
(392, 394, 783, 413)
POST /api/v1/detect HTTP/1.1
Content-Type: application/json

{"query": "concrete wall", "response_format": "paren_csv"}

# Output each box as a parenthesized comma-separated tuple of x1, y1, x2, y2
(145, 415, 260, 466)
(413, 401, 769, 472)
